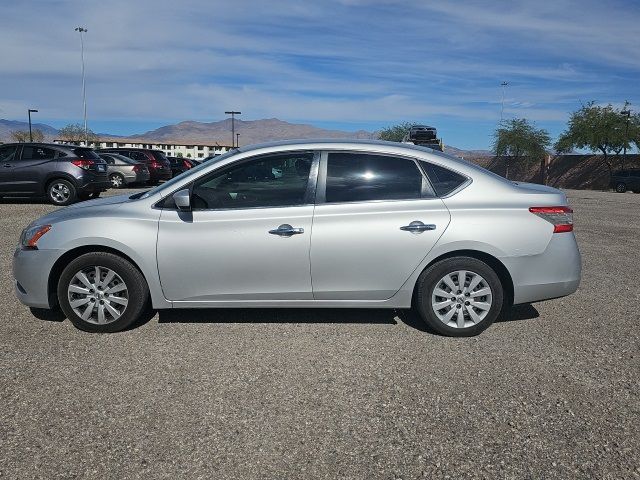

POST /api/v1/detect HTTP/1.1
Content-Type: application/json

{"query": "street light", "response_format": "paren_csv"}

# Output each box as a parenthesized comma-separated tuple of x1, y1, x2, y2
(621, 108, 631, 171)
(27, 109, 38, 142)
(75, 27, 88, 145)
(225, 111, 241, 147)
(500, 81, 509, 122)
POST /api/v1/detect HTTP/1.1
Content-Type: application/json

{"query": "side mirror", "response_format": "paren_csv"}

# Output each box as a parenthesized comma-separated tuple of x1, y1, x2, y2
(173, 189, 191, 211)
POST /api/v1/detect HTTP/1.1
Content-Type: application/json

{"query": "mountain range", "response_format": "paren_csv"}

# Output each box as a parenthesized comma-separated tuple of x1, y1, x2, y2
(0, 118, 491, 157)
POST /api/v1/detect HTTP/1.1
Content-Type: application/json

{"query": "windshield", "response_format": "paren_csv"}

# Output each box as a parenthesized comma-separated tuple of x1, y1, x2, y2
(139, 149, 239, 199)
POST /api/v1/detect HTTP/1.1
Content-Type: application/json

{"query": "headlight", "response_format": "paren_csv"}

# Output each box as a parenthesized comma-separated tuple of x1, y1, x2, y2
(20, 224, 51, 250)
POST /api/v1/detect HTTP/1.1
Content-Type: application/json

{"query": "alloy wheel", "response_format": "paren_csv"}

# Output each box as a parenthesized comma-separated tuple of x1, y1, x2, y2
(110, 174, 124, 188)
(50, 183, 71, 203)
(67, 266, 129, 325)
(431, 270, 493, 328)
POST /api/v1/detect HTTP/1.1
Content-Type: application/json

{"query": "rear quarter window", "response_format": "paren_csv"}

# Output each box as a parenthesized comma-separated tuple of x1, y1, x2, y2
(73, 148, 100, 160)
(420, 162, 468, 197)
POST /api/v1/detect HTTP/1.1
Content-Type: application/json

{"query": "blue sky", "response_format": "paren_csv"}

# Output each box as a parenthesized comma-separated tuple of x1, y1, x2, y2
(1, 0, 639, 149)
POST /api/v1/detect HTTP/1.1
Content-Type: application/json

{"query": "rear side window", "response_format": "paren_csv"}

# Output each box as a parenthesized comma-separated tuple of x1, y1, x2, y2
(151, 151, 168, 162)
(21, 146, 56, 160)
(0, 145, 18, 162)
(130, 151, 148, 162)
(325, 153, 426, 203)
(420, 162, 468, 197)
(73, 148, 100, 160)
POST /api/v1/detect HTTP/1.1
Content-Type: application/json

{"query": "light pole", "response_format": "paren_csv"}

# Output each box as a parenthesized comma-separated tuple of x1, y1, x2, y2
(27, 109, 38, 142)
(621, 108, 631, 171)
(500, 81, 509, 122)
(75, 27, 88, 145)
(225, 111, 241, 147)
(236, 133, 240, 148)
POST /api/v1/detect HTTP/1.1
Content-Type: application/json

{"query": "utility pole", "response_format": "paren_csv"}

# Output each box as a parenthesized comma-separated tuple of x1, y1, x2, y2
(225, 111, 241, 147)
(27, 109, 38, 142)
(621, 108, 631, 171)
(500, 81, 509, 122)
(75, 27, 88, 145)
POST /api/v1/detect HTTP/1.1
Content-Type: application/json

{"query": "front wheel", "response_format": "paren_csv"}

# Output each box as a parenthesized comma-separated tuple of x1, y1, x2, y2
(57, 252, 149, 333)
(415, 257, 504, 337)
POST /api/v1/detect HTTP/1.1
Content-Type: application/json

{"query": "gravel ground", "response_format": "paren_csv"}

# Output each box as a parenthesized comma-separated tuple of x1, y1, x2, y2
(0, 189, 638, 479)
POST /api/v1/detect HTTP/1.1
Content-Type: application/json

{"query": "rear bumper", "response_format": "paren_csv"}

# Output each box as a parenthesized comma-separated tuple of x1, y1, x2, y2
(13, 248, 63, 309)
(502, 233, 582, 304)
(149, 169, 172, 181)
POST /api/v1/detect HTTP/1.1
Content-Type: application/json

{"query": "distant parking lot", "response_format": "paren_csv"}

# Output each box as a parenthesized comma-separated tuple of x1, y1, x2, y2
(1, 188, 638, 478)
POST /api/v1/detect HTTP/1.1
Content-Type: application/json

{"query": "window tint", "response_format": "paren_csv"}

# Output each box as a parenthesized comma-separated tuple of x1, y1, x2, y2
(73, 148, 100, 160)
(130, 151, 148, 162)
(101, 155, 115, 165)
(21, 146, 56, 160)
(151, 151, 168, 162)
(420, 162, 468, 197)
(0, 145, 18, 162)
(325, 153, 425, 203)
(191, 153, 313, 210)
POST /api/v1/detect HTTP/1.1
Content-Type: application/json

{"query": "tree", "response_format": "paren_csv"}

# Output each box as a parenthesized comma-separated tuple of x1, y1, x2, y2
(58, 123, 99, 144)
(378, 122, 414, 142)
(555, 102, 640, 179)
(492, 118, 551, 179)
(10, 129, 44, 142)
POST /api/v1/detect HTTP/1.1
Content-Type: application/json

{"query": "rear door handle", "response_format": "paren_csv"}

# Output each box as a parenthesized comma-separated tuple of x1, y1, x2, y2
(3, 163, 12, 168)
(400, 221, 436, 233)
(269, 224, 304, 237)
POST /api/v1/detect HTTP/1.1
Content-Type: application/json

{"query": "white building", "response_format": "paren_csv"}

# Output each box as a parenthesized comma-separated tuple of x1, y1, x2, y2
(54, 139, 233, 159)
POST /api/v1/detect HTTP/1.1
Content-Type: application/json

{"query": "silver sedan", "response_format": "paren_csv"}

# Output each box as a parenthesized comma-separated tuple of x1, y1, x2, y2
(13, 140, 581, 336)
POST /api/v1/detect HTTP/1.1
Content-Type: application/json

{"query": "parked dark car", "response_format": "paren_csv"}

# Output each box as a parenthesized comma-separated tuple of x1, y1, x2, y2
(167, 156, 196, 178)
(0, 143, 110, 205)
(99, 148, 171, 185)
(98, 153, 151, 188)
(610, 169, 640, 193)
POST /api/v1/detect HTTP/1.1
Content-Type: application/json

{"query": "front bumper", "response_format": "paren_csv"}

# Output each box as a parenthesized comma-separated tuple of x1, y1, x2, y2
(13, 248, 64, 309)
(502, 232, 582, 305)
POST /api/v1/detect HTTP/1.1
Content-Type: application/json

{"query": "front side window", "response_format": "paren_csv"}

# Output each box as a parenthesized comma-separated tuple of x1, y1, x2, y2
(420, 162, 468, 197)
(0, 145, 18, 162)
(325, 153, 426, 203)
(21, 146, 56, 160)
(191, 152, 314, 210)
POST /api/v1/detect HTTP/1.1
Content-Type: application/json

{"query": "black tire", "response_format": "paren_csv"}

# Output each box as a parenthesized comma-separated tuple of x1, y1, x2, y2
(109, 173, 125, 188)
(46, 179, 77, 206)
(615, 182, 627, 193)
(57, 252, 149, 333)
(415, 256, 504, 337)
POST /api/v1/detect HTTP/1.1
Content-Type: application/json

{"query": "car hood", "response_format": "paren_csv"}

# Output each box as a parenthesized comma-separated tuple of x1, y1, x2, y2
(31, 194, 132, 226)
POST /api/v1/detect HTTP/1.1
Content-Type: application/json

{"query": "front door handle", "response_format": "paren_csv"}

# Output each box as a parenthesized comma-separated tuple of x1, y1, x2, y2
(269, 224, 304, 237)
(3, 163, 12, 168)
(400, 221, 436, 234)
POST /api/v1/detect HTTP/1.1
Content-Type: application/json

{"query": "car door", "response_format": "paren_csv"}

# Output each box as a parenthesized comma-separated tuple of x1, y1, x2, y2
(2, 145, 57, 194)
(310, 151, 451, 300)
(156, 151, 318, 302)
(0, 144, 20, 192)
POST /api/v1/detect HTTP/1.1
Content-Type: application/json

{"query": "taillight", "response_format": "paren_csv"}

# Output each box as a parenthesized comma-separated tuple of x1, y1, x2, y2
(132, 164, 141, 172)
(150, 161, 161, 169)
(529, 206, 573, 233)
(71, 159, 94, 170)
(183, 160, 192, 169)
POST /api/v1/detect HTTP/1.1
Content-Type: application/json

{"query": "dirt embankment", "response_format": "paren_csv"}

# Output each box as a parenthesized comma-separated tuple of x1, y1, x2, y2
(469, 154, 640, 190)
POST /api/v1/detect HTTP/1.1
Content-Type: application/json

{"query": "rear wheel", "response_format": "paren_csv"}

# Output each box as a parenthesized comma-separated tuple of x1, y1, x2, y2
(110, 172, 125, 188)
(616, 182, 627, 193)
(57, 252, 149, 333)
(47, 179, 77, 206)
(415, 257, 504, 337)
